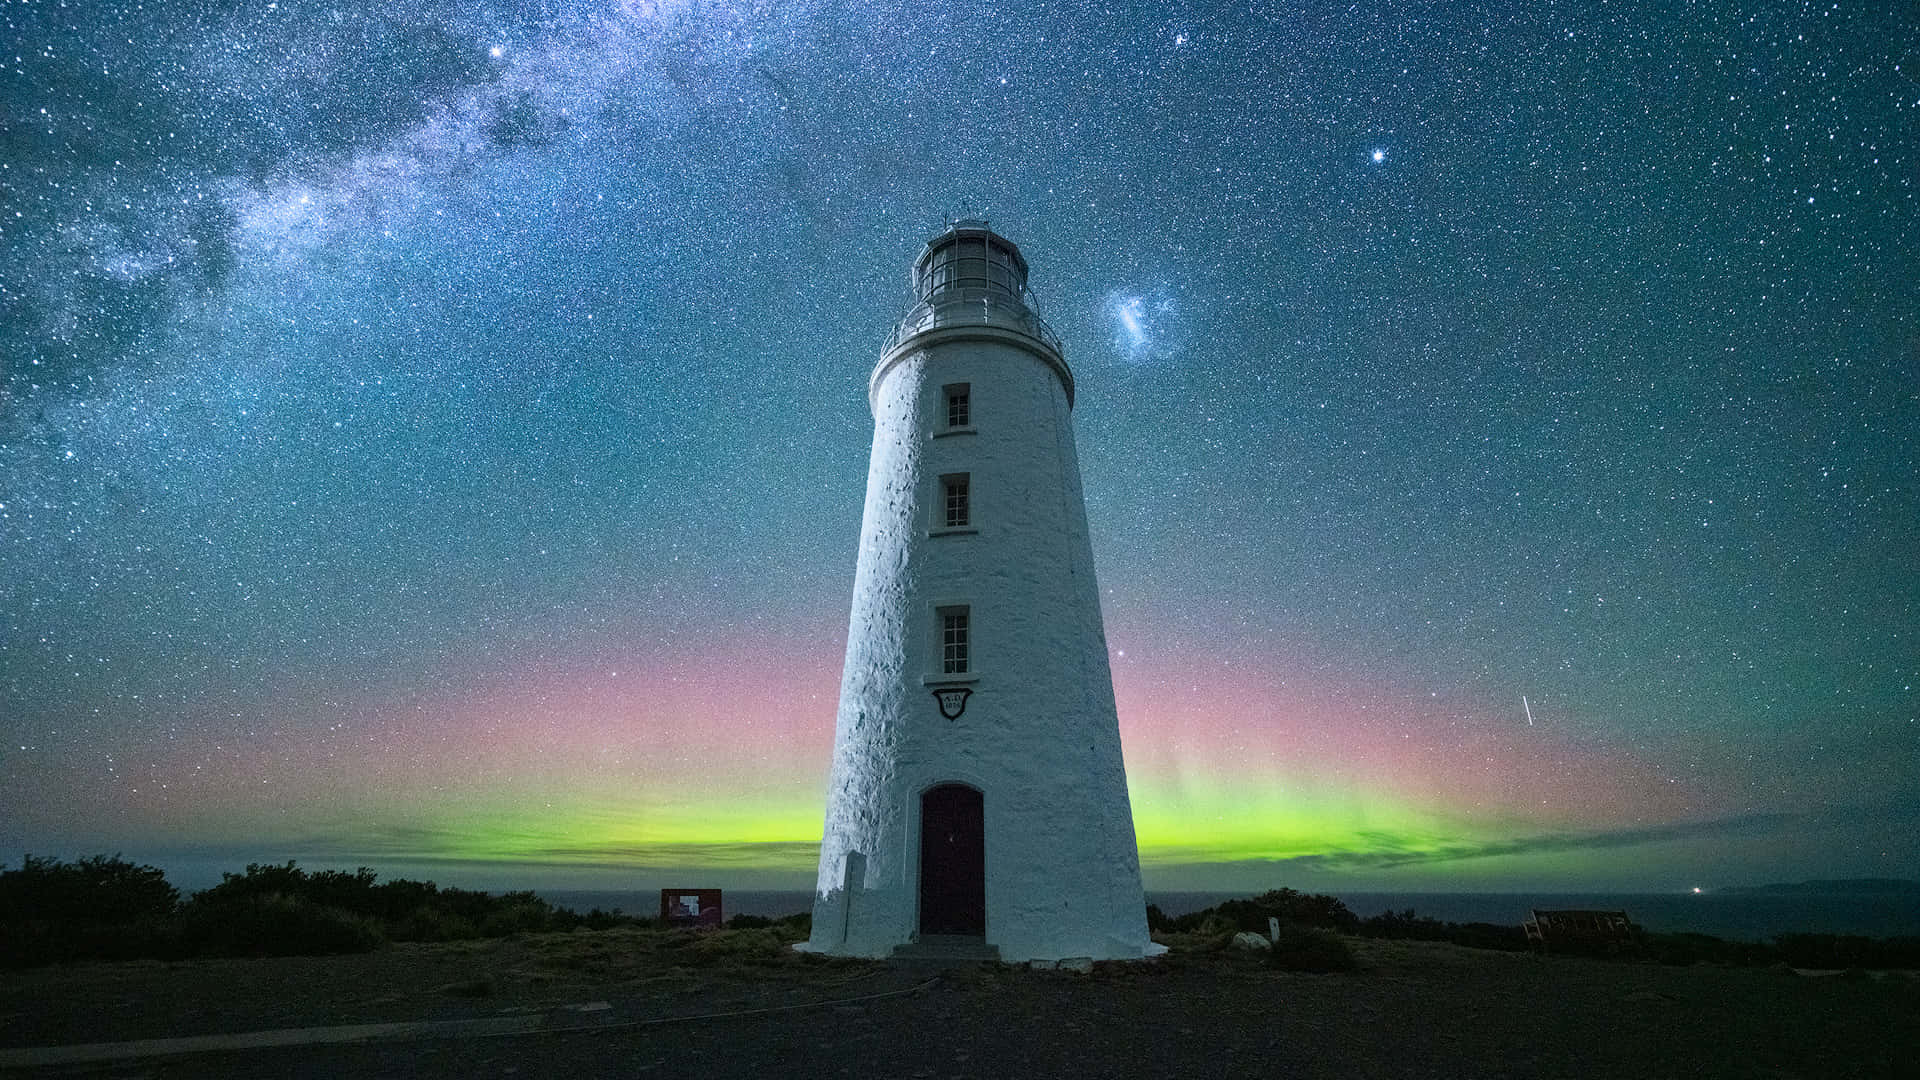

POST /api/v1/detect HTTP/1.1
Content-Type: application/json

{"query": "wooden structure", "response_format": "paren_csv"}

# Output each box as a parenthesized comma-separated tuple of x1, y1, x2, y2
(1523, 909, 1639, 953)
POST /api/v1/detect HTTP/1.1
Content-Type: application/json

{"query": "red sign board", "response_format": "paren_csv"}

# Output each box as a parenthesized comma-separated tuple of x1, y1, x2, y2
(660, 888, 723, 928)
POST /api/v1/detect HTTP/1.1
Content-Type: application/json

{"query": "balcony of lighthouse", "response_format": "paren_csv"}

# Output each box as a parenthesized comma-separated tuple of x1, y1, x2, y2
(881, 219, 1065, 359)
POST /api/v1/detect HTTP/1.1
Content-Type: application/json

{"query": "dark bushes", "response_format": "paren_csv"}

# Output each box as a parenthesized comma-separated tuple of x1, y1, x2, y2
(1150, 889, 1360, 935)
(0, 854, 179, 923)
(1357, 908, 1529, 952)
(1267, 922, 1357, 972)
(187, 864, 573, 946)
(179, 893, 386, 957)
(1148, 890, 1363, 966)
(1358, 907, 1447, 940)
(0, 856, 653, 967)
(0, 855, 183, 967)
(1237, 889, 1361, 932)
(1145, 903, 1175, 933)
(550, 906, 645, 932)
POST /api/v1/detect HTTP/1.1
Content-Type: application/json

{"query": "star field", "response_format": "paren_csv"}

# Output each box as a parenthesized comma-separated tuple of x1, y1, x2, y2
(1, 0, 1914, 892)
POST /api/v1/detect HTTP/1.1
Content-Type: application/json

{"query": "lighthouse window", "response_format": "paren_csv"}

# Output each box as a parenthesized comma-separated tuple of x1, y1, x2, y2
(940, 608, 970, 674)
(944, 384, 970, 429)
(942, 474, 970, 528)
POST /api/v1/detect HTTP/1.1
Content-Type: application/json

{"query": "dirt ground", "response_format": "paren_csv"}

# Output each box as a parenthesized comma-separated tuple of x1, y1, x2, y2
(2, 930, 1914, 1079)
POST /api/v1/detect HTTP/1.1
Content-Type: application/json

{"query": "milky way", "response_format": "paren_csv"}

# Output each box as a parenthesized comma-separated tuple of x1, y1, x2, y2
(2, 0, 1914, 891)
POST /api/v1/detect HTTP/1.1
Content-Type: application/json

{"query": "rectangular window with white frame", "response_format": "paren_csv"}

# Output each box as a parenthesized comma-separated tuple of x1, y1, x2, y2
(940, 606, 970, 674)
(942, 473, 970, 528)
(944, 383, 970, 429)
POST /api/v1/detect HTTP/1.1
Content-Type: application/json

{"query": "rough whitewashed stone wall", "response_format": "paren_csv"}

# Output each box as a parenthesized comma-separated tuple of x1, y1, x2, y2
(804, 315, 1153, 963)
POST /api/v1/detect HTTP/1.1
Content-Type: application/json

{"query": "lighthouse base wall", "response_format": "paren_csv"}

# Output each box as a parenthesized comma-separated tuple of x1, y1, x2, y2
(802, 878, 1154, 963)
(804, 756, 1155, 962)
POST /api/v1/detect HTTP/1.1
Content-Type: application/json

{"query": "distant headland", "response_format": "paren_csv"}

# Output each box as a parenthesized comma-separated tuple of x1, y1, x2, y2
(1713, 878, 1920, 895)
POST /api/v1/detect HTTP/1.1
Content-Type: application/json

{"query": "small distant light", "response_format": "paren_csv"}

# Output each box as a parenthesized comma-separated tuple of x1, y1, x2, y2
(490, 45, 504, 59)
(1691, 886, 1703, 894)
(1371, 148, 1386, 163)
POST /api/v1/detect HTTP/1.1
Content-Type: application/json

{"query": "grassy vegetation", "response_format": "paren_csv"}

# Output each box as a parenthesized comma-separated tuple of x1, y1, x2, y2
(1148, 889, 1920, 972)
(0, 856, 693, 967)
(7, 857, 1917, 973)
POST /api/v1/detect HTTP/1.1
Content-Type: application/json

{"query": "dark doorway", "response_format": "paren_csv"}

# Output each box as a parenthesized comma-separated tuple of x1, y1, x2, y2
(918, 784, 985, 936)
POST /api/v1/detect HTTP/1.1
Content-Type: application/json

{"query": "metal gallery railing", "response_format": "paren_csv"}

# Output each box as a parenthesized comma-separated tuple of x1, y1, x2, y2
(882, 287, 1065, 356)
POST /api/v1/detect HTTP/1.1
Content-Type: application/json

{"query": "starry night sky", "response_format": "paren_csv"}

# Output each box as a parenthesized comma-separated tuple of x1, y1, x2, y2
(3, 0, 1914, 894)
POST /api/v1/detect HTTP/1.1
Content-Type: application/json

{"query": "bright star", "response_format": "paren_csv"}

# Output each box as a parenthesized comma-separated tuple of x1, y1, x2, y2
(1371, 148, 1386, 163)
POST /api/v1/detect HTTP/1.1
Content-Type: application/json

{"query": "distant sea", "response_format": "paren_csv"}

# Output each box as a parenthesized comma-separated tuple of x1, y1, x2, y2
(539, 889, 1920, 942)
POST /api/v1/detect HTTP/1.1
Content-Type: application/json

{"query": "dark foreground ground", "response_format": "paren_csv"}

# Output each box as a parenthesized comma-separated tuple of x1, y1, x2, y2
(2, 930, 1913, 1079)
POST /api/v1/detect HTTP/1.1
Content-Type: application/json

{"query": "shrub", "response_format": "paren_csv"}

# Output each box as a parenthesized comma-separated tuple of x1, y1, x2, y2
(0, 854, 179, 924)
(389, 904, 478, 942)
(194, 861, 310, 905)
(1360, 907, 1448, 940)
(1253, 889, 1359, 931)
(0, 855, 185, 967)
(1156, 888, 1360, 936)
(1145, 903, 1174, 933)
(187, 864, 578, 943)
(579, 907, 636, 931)
(1359, 909, 1530, 953)
(1197, 913, 1241, 939)
(180, 893, 386, 957)
(479, 894, 554, 937)
(1267, 922, 1356, 972)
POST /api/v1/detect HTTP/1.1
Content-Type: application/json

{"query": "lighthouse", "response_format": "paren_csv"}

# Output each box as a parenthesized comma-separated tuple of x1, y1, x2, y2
(802, 220, 1155, 963)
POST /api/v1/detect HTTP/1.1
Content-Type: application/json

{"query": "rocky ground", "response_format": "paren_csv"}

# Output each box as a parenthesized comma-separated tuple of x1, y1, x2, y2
(2, 929, 1912, 1078)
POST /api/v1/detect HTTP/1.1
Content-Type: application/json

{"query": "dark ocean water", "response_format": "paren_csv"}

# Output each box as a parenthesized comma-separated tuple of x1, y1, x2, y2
(539, 888, 1920, 942)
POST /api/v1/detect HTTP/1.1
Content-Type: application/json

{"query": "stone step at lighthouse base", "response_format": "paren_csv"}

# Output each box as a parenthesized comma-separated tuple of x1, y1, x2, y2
(888, 935, 1002, 967)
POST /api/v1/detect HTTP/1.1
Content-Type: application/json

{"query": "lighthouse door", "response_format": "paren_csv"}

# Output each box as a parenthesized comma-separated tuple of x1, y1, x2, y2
(918, 784, 985, 936)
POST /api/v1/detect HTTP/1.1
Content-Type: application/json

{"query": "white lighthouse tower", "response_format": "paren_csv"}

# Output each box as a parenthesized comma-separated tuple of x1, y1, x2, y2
(802, 220, 1155, 963)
